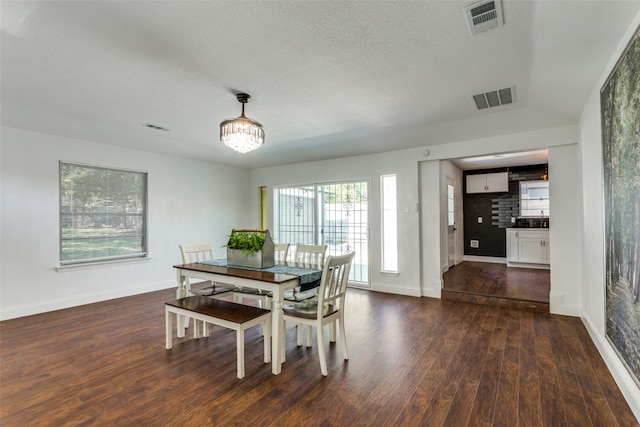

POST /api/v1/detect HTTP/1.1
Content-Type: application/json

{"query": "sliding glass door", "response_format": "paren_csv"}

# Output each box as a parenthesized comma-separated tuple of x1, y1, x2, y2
(274, 181, 369, 286)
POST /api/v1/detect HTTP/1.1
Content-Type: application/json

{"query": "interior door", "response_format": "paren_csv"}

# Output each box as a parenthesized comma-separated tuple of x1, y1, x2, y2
(447, 177, 456, 268)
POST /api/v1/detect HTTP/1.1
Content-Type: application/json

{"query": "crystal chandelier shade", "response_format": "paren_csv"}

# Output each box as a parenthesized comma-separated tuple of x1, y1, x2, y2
(219, 93, 264, 154)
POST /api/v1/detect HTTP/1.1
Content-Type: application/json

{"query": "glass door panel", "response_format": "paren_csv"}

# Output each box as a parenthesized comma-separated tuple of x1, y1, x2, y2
(274, 181, 369, 286)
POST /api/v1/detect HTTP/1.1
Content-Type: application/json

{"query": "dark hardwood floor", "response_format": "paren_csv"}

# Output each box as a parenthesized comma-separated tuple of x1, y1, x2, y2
(1, 288, 637, 426)
(443, 262, 551, 312)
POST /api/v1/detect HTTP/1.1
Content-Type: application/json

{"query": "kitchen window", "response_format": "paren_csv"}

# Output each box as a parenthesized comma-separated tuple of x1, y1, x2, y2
(520, 180, 550, 217)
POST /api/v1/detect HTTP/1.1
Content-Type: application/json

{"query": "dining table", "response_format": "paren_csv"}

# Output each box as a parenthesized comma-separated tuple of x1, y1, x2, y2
(173, 260, 322, 375)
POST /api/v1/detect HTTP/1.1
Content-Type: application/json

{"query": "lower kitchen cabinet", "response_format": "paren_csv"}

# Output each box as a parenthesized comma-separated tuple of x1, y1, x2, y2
(506, 228, 550, 268)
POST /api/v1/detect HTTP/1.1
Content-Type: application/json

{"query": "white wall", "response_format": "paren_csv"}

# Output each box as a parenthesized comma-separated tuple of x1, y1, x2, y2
(419, 126, 580, 306)
(578, 12, 640, 419)
(0, 126, 252, 320)
(548, 144, 582, 315)
(250, 125, 580, 305)
(419, 159, 442, 298)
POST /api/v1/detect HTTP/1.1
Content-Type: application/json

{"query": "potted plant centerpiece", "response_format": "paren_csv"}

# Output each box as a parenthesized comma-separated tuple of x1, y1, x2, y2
(225, 229, 275, 269)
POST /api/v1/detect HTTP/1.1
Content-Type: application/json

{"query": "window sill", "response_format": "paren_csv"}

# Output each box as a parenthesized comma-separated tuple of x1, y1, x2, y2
(56, 256, 152, 272)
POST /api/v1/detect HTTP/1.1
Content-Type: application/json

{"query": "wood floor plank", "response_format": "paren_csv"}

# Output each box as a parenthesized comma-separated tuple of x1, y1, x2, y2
(571, 317, 640, 427)
(533, 313, 568, 426)
(420, 307, 489, 425)
(518, 310, 544, 426)
(0, 288, 637, 426)
(443, 261, 550, 303)
(492, 309, 522, 426)
(548, 316, 595, 426)
(557, 317, 620, 427)
(468, 308, 508, 426)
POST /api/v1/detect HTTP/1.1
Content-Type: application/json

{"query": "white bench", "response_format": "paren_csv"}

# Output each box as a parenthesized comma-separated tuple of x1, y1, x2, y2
(165, 296, 271, 379)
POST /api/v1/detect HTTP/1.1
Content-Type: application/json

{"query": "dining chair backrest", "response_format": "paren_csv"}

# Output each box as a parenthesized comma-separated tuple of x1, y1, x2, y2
(274, 243, 290, 262)
(294, 244, 327, 267)
(316, 252, 355, 316)
(179, 243, 214, 264)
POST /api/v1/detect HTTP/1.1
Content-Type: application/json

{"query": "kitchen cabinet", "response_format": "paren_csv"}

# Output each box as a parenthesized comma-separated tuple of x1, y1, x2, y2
(466, 172, 509, 193)
(506, 228, 550, 268)
(506, 229, 519, 262)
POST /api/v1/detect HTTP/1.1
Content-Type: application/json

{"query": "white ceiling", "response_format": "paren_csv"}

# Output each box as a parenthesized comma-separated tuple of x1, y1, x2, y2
(450, 149, 548, 170)
(1, 1, 638, 169)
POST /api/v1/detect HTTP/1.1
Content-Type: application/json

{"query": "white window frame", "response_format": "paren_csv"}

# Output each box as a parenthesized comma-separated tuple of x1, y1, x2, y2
(59, 162, 148, 266)
(381, 174, 398, 273)
(519, 180, 550, 218)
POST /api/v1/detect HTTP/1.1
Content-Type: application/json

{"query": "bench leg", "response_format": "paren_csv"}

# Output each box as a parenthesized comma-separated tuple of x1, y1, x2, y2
(202, 321, 210, 338)
(264, 317, 271, 364)
(165, 308, 173, 349)
(193, 320, 199, 339)
(237, 329, 245, 379)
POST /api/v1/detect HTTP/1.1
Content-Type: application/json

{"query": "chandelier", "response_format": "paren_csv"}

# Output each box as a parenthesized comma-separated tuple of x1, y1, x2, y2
(219, 93, 264, 153)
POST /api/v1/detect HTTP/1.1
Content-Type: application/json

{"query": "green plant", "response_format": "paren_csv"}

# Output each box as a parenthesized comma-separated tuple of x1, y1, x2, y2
(225, 231, 266, 254)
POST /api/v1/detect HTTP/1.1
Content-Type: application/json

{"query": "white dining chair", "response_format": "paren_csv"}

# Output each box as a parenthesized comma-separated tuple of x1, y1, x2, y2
(274, 243, 290, 262)
(287, 244, 327, 301)
(293, 244, 327, 266)
(288, 244, 328, 343)
(282, 251, 355, 376)
(179, 243, 235, 298)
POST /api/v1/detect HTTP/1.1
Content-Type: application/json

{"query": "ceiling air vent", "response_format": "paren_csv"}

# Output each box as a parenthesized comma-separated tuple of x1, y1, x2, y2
(464, 0, 504, 36)
(143, 123, 170, 131)
(473, 87, 514, 110)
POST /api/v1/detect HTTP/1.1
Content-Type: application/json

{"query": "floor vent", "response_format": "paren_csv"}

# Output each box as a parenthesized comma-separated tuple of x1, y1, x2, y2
(472, 87, 514, 110)
(464, 0, 504, 36)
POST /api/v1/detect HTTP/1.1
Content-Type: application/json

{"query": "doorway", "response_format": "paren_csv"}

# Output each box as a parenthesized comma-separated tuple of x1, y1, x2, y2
(440, 152, 551, 311)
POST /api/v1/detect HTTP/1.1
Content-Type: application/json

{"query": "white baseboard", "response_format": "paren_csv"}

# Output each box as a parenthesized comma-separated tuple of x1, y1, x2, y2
(549, 291, 582, 317)
(582, 315, 640, 422)
(462, 255, 507, 264)
(506, 261, 550, 270)
(0, 280, 175, 321)
(369, 283, 422, 297)
(421, 279, 442, 299)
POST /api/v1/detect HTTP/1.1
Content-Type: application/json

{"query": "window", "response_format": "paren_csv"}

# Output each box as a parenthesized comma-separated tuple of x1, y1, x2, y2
(447, 183, 455, 227)
(381, 174, 398, 272)
(59, 162, 147, 265)
(520, 180, 550, 217)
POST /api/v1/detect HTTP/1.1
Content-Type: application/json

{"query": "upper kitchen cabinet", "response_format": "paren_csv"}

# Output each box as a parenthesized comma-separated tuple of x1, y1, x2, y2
(466, 172, 509, 193)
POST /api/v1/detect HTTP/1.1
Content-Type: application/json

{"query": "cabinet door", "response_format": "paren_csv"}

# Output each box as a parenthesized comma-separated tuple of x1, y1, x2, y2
(486, 172, 509, 192)
(466, 175, 487, 193)
(506, 230, 519, 262)
(518, 236, 543, 263)
(541, 238, 550, 264)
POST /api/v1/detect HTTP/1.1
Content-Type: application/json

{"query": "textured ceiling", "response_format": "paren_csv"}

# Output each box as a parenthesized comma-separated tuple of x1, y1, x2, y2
(1, 1, 638, 169)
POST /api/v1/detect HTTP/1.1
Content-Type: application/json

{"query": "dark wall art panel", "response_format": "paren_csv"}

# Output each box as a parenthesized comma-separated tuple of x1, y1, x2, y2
(602, 26, 640, 387)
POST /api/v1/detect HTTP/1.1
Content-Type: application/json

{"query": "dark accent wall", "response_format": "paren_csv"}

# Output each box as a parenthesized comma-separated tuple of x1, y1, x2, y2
(463, 164, 548, 257)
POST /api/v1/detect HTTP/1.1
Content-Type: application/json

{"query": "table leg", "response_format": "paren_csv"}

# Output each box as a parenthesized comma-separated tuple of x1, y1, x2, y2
(271, 294, 284, 375)
(176, 269, 189, 334)
(165, 307, 173, 349)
